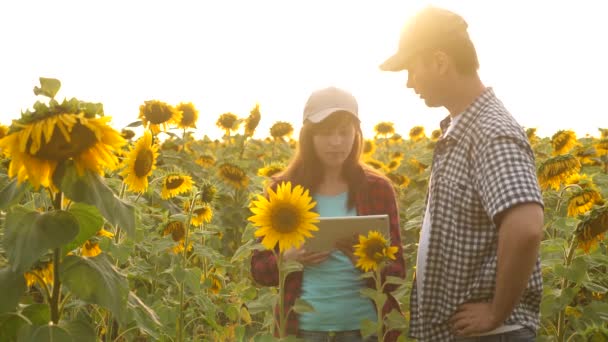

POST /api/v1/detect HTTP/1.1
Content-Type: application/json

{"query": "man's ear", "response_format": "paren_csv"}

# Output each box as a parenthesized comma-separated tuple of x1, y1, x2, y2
(433, 50, 450, 75)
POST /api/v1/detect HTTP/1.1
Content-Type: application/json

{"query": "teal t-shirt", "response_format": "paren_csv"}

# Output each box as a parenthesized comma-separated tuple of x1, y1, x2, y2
(299, 192, 377, 331)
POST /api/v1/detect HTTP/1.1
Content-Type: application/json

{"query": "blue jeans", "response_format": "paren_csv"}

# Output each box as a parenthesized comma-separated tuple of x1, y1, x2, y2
(298, 330, 377, 342)
(454, 328, 536, 342)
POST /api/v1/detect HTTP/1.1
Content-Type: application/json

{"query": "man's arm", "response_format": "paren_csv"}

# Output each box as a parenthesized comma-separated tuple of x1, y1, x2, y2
(491, 202, 544, 324)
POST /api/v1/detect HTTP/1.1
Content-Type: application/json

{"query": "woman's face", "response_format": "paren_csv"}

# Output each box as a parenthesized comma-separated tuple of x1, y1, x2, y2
(312, 116, 356, 171)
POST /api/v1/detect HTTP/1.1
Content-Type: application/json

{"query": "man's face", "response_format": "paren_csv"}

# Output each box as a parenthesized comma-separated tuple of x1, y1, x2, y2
(405, 51, 447, 108)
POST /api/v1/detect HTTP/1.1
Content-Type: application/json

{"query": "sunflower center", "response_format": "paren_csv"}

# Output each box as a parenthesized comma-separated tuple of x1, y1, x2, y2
(181, 109, 195, 125)
(134, 149, 154, 177)
(33, 122, 97, 161)
(166, 177, 185, 190)
(271, 205, 299, 233)
(365, 239, 386, 262)
(146, 104, 174, 124)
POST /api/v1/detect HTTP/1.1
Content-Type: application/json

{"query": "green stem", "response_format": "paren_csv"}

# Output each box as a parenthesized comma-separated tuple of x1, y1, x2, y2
(277, 252, 287, 339)
(50, 248, 61, 324)
(114, 182, 127, 244)
(177, 282, 184, 342)
(556, 237, 578, 341)
(375, 267, 383, 342)
(176, 193, 198, 342)
(50, 192, 63, 324)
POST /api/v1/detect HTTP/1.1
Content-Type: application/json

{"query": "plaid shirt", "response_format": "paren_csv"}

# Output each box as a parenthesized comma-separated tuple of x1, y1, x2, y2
(409, 88, 544, 341)
(250, 171, 406, 341)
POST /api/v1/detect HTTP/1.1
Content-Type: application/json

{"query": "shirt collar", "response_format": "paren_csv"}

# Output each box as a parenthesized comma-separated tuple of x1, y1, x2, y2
(439, 87, 496, 143)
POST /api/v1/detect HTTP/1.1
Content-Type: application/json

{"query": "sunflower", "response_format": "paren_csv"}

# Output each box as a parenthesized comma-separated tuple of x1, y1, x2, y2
(175, 102, 199, 129)
(120, 130, 159, 193)
(387, 172, 410, 188)
(0, 113, 125, 190)
(258, 162, 285, 178)
(566, 173, 594, 188)
(387, 159, 400, 172)
(537, 154, 581, 191)
(575, 205, 608, 253)
(192, 205, 213, 226)
(195, 154, 216, 168)
(218, 163, 249, 189)
(353, 230, 398, 272)
(162, 220, 192, 254)
(139, 100, 182, 135)
(430, 129, 442, 141)
(81, 240, 102, 257)
(201, 270, 223, 294)
(161, 173, 194, 199)
(0, 124, 8, 139)
(389, 134, 403, 145)
(363, 139, 376, 155)
(599, 128, 608, 139)
(374, 122, 395, 137)
(409, 158, 428, 174)
(364, 158, 387, 173)
(96, 228, 115, 238)
(244, 104, 261, 137)
(270, 121, 294, 140)
(574, 146, 598, 166)
(200, 182, 217, 203)
(121, 129, 135, 140)
(248, 181, 320, 252)
(409, 126, 426, 142)
(391, 151, 404, 161)
(24, 262, 54, 288)
(526, 128, 539, 145)
(216, 112, 240, 136)
(567, 188, 603, 217)
(551, 130, 577, 156)
(184, 200, 213, 226)
(595, 138, 608, 156)
(164, 220, 186, 241)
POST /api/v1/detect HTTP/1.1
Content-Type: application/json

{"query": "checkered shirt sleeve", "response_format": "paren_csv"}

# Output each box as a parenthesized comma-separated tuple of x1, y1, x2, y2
(475, 136, 544, 221)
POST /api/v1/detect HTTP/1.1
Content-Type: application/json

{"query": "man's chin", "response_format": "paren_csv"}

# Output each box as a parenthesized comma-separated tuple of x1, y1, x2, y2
(423, 98, 442, 108)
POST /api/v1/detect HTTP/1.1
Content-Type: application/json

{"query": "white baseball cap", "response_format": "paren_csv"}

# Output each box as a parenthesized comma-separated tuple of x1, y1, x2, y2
(302, 86, 359, 124)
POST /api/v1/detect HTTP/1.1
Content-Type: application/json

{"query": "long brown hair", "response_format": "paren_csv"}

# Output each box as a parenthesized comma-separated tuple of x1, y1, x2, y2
(272, 111, 383, 210)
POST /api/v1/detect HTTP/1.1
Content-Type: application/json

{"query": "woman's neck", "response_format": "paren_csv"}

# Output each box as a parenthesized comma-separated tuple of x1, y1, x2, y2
(317, 168, 348, 196)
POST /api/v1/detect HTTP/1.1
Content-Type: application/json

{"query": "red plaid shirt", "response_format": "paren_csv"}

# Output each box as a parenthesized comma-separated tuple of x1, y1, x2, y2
(250, 171, 406, 341)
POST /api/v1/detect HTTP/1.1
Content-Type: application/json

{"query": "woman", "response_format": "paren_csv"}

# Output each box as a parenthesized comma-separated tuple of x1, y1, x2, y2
(250, 86, 405, 342)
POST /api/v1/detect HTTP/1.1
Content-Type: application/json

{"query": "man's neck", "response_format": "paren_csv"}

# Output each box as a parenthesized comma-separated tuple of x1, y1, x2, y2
(445, 76, 486, 118)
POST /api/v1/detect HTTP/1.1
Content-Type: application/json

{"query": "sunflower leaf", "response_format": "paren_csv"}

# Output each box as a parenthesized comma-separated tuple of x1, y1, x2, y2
(385, 309, 408, 330)
(0, 179, 28, 210)
(63, 203, 105, 254)
(292, 299, 315, 313)
(33, 77, 61, 99)
(21, 304, 50, 326)
(0, 267, 26, 314)
(59, 319, 97, 342)
(21, 324, 74, 342)
(360, 319, 377, 338)
(126, 120, 142, 128)
(54, 161, 136, 237)
(127, 292, 161, 339)
(4, 207, 79, 273)
(60, 254, 129, 324)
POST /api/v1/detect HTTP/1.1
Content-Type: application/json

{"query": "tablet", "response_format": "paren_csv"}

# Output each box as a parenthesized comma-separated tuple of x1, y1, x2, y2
(302, 214, 390, 253)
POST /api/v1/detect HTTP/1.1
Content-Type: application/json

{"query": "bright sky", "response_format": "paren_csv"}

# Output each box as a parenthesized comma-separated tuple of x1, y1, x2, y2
(1, 0, 606, 140)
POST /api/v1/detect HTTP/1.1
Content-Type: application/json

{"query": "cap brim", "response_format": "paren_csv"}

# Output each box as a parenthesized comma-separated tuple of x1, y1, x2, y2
(305, 108, 358, 123)
(379, 52, 410, 72)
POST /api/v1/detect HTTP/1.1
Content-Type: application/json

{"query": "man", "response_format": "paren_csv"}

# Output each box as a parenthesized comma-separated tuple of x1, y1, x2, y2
(379, 6, 544, 342)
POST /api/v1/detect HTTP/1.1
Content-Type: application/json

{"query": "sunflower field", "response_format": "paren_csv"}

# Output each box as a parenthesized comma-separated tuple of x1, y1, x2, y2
(0, 78, 607, 341)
